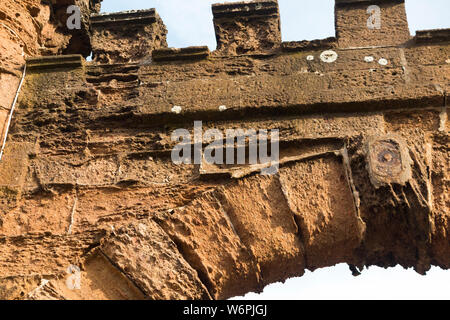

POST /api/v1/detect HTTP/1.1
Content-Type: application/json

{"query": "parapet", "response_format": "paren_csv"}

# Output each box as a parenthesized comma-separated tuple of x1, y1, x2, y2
(212, 0, 281, 55)
(335, 0, 411, 48)
(84, 0, 430, 63)
(91, 9, 168, 64)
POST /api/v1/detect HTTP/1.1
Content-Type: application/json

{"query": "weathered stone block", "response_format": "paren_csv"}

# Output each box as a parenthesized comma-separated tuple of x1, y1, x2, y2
(0, 142, 34, 188)
(100, 221, 211, 300)
(278, 154, 365, 270)
(25, 249, 145, 300)
(154, 191, 261, 299)
(91, 9, 168, 64)
(212, 0, 281, 55)
(0, 231, 105, 278)
(335, 0, 410, 48)
(217, 175, 305, 285)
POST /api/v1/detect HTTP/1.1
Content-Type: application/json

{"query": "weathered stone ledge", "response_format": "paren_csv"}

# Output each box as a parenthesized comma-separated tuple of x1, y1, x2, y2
(281, 38, 337, 52)
(152, 46, 210, 62)
(212, 0, 279, 19)
(90, 9, 158, 25)
(415, 28, 450, 44)
(26, 55, 84, 71)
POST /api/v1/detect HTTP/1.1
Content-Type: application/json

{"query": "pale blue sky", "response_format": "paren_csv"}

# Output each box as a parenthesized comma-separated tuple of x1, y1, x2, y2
(99, 0, 450, 300)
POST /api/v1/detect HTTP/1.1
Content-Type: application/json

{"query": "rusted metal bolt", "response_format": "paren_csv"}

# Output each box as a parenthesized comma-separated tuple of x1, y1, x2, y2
(365, 134, 412, 189)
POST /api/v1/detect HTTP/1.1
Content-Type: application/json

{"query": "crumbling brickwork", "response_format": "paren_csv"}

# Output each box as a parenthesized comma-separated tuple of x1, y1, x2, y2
(0, 0, 448, 300)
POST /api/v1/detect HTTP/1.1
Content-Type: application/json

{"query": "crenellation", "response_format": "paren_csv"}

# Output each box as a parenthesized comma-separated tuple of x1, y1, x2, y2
(212, 0, 281, 55)
(335, 0, 411, 48)
(91, 9, 168, 64)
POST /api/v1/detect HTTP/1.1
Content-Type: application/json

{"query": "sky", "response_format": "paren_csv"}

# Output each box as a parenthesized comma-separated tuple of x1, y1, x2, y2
(99, 0, 450, 300)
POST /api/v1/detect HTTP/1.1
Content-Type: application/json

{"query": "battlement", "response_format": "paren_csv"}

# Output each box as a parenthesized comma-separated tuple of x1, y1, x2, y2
(91, 9, 168, 64)
(85, 0, 419, 63)
(335, 0, 410, 48)
(212, 0, 281, 55)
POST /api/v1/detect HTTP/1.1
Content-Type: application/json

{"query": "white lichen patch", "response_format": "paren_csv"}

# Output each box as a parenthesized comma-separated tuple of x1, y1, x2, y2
(320, 50, 338, 63)
(171, 105, 182, 114)
(378, 58, 388, 66)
